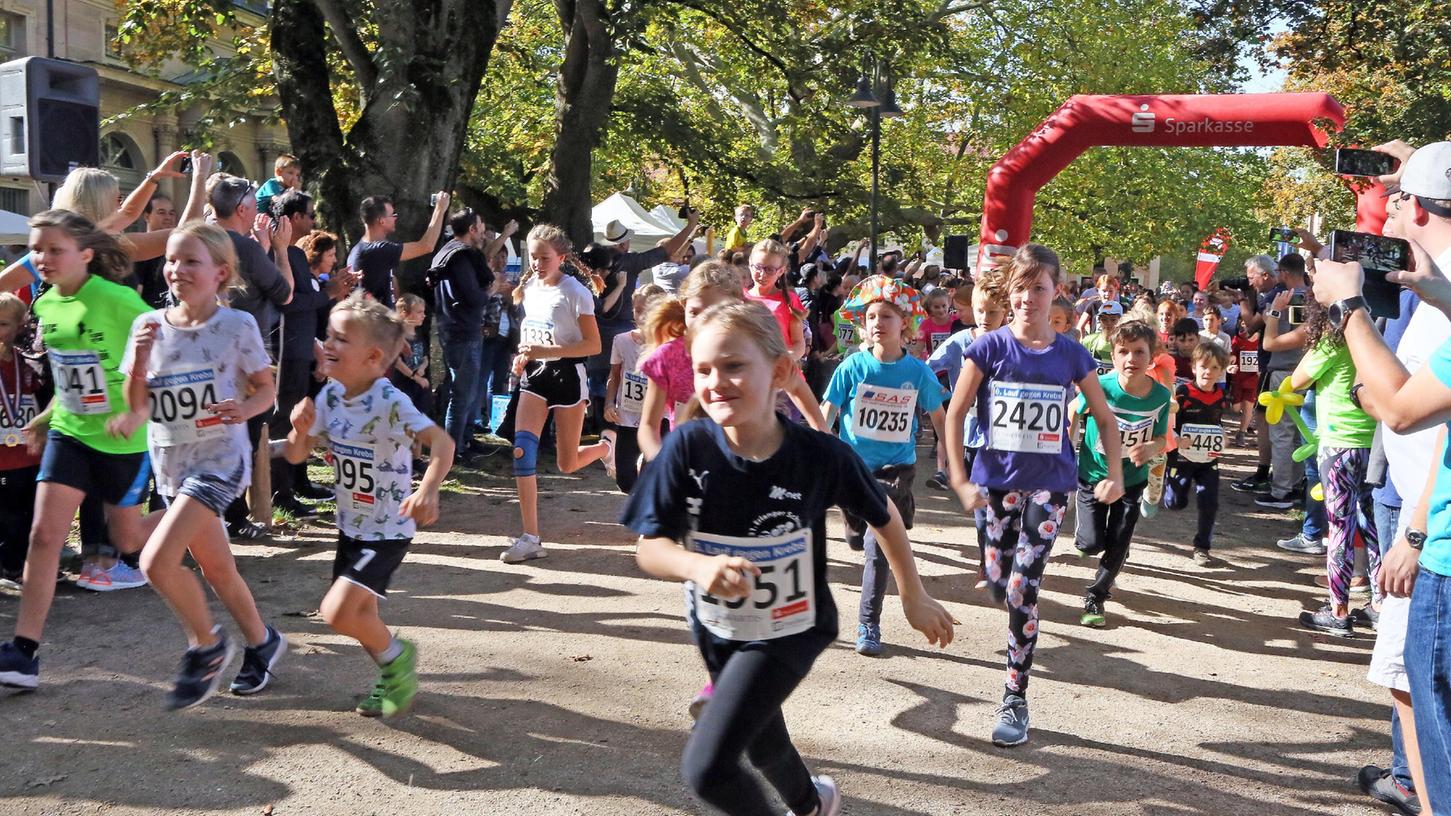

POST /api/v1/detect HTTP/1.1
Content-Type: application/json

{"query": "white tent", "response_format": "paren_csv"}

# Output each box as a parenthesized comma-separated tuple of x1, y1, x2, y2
(0, 209, 29, 244)
(591, 192, 681, 245)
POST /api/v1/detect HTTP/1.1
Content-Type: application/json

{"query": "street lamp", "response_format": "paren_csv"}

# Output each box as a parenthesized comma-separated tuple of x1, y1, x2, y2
(847, 58, 901, 273)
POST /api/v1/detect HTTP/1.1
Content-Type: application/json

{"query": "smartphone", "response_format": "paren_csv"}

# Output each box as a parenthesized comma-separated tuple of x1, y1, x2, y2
(1269, 226, 1299, 244)
(178, 156, 192, 174)
(430, 193, 439, 207)
(677, 202, 692, 219)
(1334, 148, 1399, 178)
(1329, 229, 1410, 319)
(1287, 293, 1307, 325)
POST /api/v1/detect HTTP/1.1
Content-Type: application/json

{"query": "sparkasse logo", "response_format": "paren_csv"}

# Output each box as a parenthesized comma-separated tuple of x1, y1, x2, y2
(1131, 104, 1155, 133)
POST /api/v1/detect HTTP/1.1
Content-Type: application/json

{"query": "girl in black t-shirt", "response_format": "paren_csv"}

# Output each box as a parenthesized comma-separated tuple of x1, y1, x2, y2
(621, 301, 953, 816)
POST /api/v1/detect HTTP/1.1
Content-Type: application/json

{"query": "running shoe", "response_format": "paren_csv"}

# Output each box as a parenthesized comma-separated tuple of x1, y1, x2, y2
(228, 520, 268, 541)
(273, 493, 318, 519)
(1298, 604, 1353, 638)
(364, 639, 418, 718)
(688, 681, 714, 721)
(1254, 493, 1296, 509)
(0, 641, 38, 689)
(1080, 595, 1107, 628)
(600, 429, 617, 479)
(1233, 431, 1247, 447)
(90, 561, 147, 592)
(295, 481, 334, 501)
(926, 471, 949, 491)
(1276, 533, 1326, 555)
(74, 560, 99, 589)
(1230, 474, 1270, 493)
(1357, 765, 1421, 816)
(230, 626, 288, 695)
(0, 568, 20, 592)
(991, 695, 1031, 747)
(1192, 548, 1213, 566)
(855, 623, 884, 657)
(500, 534, 547, 563)
(1350, 605, 1380, 630)
(165, 633, 235, 710)
(786, 775, 842, 816)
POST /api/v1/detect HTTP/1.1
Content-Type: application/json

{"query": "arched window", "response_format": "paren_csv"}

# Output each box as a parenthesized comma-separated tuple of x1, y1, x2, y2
(100, 132, 145, 192)
(218, 151, 248, 182)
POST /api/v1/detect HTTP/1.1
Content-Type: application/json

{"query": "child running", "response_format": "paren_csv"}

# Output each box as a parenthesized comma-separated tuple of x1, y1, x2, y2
(283, 292, 455, 717)
(914, 287, 955, 359)
(504, 224, 612, 563)
(944, 244, 1125, 747)
(1072, 320, 1172, 627)
(0, 211, 153, 690)
(622, 300, 953, 815)
(1291, 300, 1379, 637)
(604, 283, 665, 492)
(115, 222, 286, 708)
(822, 276, 946, 657)
(1163, 341, 1230, 566)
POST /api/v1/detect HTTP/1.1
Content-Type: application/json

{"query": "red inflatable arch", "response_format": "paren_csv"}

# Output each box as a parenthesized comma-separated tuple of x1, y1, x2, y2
(977, 93, 1366, 270)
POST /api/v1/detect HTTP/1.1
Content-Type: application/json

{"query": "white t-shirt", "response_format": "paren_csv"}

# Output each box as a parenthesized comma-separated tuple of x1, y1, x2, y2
(122, 307, 270, 497)
(520, 275, 595, 362)
(1386, 256, 1451, 511)
(309, 377, 436, 541)
(610, 330, 646, 428)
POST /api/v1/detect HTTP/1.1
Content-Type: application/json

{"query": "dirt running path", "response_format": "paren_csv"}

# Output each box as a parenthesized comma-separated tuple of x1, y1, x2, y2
(1, 441, 1391, 815)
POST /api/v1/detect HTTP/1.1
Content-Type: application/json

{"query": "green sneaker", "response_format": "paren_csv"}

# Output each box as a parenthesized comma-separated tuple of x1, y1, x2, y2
(1081, 596, 1107, 628)
(355, 679, 386, 717)
(377, 639, 418, 718)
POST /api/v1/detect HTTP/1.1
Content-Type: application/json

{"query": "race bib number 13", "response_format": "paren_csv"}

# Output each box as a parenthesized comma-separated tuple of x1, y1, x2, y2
(692, 528, 814, 642)
(619, 371, 647, 415)
(987, 382, 1066, 454)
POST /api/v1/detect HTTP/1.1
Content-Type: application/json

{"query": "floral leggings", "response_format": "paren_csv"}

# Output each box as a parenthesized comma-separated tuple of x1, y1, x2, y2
(1321, 446, 1380, 608)
(983, 488, 1067, 698)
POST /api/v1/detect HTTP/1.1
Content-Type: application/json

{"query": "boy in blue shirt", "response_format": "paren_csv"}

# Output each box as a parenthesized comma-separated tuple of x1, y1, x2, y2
(824, 276, 946, 656)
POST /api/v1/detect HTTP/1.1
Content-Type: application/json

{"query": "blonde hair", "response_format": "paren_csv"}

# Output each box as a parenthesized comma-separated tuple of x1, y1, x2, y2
(644, 261, 744, 348)
(0, 292, 25, 323)
(332, 290, 404, 355)
(676, 300, 788, 423)
(53, 168, 120, 224)
(27, 209, 131, 283)
(973, 268, 1009, 309)
(1005, 244, 1061, 293)
(951, 282, 974, 311)
(396, 293, 425, 313)
(513, 223, 600, 304)
(274, 153, 301, 173)
(171, 221, 242, 296)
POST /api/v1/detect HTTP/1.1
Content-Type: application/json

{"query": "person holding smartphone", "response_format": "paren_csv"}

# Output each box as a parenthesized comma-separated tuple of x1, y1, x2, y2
(1256, 254, 1313, 512)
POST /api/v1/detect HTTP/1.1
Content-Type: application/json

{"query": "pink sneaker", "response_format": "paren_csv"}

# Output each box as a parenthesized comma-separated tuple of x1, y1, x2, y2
(75, 561, 100, 590)
(689, 681, 714, 721)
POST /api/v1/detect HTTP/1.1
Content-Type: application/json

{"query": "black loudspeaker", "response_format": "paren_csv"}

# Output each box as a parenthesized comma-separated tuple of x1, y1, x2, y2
(944, 234, 969, 270)
(0, 57, 99, 183)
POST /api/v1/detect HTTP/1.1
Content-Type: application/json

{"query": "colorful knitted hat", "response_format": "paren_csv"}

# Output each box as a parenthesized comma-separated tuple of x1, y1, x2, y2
(840, 274, 927, 334)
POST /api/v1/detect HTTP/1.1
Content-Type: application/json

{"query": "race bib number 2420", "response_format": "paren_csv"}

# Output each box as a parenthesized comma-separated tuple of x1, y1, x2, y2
(987, 382, 1066, 454)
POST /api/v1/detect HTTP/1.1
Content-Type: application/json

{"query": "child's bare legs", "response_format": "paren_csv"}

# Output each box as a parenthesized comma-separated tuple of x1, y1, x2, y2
(15, 482, 86, 642)
(551, 402, 608, 473)
(320, 580, 390, 657)
(140, 496, 267, 649)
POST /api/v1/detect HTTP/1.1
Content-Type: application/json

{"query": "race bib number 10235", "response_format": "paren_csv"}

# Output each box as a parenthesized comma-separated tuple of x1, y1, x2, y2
(691, 528, 814, 642)
(987, 382, 1066, 454)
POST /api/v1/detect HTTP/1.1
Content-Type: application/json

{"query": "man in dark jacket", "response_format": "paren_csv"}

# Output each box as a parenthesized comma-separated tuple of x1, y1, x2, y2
(431, 208, 495, 452)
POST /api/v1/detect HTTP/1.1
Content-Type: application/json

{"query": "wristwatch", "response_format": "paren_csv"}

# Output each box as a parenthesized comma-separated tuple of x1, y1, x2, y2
(1407, 528, 1428, 551)
(1328, 295, 1368, 330)
(1268, 309, 1282, 319)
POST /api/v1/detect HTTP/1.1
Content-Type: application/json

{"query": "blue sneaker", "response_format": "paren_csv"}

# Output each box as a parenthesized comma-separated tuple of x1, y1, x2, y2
(991, 694, 1030, 747)
(855, 623, 883, 657)
(0, 641, 39, 689)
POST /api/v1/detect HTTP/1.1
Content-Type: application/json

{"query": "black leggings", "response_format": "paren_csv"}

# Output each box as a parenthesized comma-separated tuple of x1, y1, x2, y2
(612, 422, 642, 494)
(0, 465, 37, 574)
(682, 643, 820, 816)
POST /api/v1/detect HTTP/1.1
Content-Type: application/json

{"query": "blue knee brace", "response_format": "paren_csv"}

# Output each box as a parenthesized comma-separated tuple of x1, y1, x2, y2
(513, 430, 539, 477)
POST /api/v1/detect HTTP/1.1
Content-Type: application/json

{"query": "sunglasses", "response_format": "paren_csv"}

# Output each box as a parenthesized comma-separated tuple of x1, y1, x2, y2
(750, 263, 784, 274)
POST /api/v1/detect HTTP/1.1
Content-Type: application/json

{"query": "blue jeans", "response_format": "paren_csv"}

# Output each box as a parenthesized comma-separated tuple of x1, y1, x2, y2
(1407, 565, 1451, 806)
(441, 333, 484, 450)
(1300, 392, 1326, 540)
(1374, 499, 1413, 792)
(477, 334, 513, 429)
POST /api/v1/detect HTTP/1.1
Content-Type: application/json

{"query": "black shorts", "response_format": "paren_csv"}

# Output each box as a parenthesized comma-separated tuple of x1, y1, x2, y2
(332, 533, 411, 598)
(37, 430, 151, 507)
(519, 360, 588, 409)
(843, 462, 917, 534)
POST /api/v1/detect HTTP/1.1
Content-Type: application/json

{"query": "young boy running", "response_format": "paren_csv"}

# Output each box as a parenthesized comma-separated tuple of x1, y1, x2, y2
(283, 293, 455, 717)
(1074, 320, 1172, 627)
(1163, 341, 1230, 566)
(822, 276, 946, 657)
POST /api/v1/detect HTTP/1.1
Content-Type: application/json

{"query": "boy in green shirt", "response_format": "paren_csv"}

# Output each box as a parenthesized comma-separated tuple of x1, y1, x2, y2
(1072, 320, 1172, 627)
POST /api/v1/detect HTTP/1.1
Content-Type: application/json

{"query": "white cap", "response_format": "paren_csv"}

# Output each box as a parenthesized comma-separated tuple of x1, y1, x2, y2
(1097, 300, 1124, 316)
(1397, 141, 1451, 200)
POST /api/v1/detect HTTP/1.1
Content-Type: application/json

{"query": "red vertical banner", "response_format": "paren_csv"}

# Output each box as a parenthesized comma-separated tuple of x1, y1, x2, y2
(1194, 228, 1232, 290)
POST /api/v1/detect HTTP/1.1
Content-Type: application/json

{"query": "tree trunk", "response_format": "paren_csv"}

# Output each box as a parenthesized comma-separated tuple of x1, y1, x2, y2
(541, 0, 620, 246)
(270, 0, 501, 256)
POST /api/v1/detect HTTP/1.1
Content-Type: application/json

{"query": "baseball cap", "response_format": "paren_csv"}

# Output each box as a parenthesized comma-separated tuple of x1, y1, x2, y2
(1097, 300, 1124, 316)
(1388, 141, 1451, 217)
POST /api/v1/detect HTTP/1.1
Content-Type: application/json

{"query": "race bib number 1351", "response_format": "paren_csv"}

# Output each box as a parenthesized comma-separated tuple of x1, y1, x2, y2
(691, 528, 814, 642)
